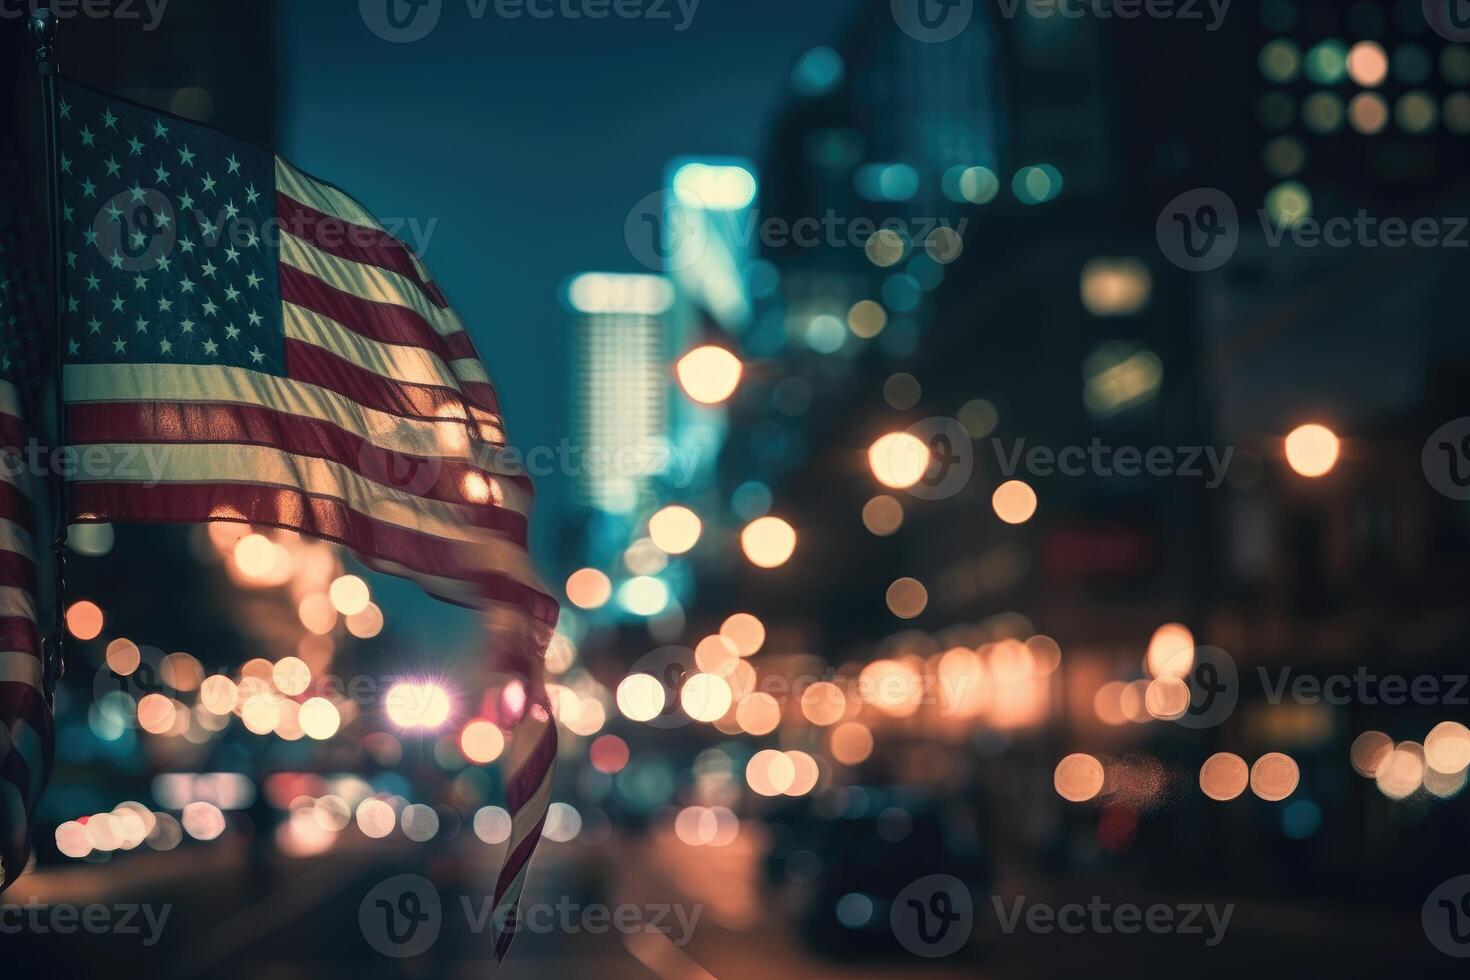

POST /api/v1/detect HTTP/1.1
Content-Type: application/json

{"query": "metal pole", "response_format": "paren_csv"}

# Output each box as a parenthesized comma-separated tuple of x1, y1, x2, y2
(31, 7, 67, 699)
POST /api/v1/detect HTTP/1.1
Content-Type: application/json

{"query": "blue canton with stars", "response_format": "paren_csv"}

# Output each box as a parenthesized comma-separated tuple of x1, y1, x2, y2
(57, 80, 283, 373)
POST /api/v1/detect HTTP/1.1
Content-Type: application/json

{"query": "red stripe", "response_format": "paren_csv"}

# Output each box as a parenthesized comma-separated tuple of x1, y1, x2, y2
(277, 191, 449, 308)
(67, 400, 533, 529)
(72, 482, 559, 630)
(285, 339, 498, 426)
(0, 552, 35, 593)
(0, 618, 39, 655)
(0, 419, 25, 454)
(505, 720, 557, 814)
(278, 264, 493, 413)
(0, 481, 33, 530)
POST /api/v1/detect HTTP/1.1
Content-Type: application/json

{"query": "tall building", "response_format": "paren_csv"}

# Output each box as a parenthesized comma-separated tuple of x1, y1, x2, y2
(565, 272, 674, 519)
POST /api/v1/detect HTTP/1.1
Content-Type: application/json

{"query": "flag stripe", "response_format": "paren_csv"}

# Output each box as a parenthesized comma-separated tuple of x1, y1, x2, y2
(68, 401, 533, 510)
(65, 363, 512, 460)
(69, 442, 534, 550)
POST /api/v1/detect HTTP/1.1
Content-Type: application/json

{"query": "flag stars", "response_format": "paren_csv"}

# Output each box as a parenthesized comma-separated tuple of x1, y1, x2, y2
(244, 230, 260, 249)
(65, 251, 77, 269)
(178, 191, 195, 212)
(224, 245, 240, 264)
(107, 251, 125, 270)
(83, 229, 99, 248)
(66, 296, 79, 314)
(134, 315, 149, 333)
(245, 184, 260, 205)
(224, 285, 241, 302)
(202, 338, 219, 356)
(224, 324, 240, 340)
(126, 135, 145, 157)
(84, 272, 101, 291)
(102, 109, 118, 131)
(246, 310, 263, 327)
(201, 173, 217, 194)
(180, 318, 195, 333)
(133, 273, 148, 290)
(178, 144, 195, 166)
(223, 200, 239, 221)
(179, 276, 195, 294)
(153, 164, 171, 184)
(129, 229, 148, 249)
(200, 260, 216, 278)
(202, 298, 219, 317)
(112, 336, 127, 354)
(67, 339, 80, 357)
(81, 177, 97, 199)
(158, 296, 173, 313)
(59, 98, 71, 120)
(226, 154, 242, 176)
(104, 202, 122, 222)
(109, 294, 125, 313)
(61, 153, 72, 175)
(80, 124, 96, 146)
(152, 119, 169, 140)
(159, 338, 173, 354)
(155, 254, 172, 272)
(248, 345, 265, 364)
(104, 156, 121, 177)
(87, 318, 102, 334)
(128, 184, 146, 204)
(179, 236, 196, 255)
(245, 272, 262, 289)
(63, 203, 75, 223)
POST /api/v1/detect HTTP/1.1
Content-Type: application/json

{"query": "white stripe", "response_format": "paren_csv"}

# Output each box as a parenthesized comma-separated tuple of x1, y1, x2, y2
(0, 520, 35, 561)
(65, 363, 512, 464)
(0, 587, 37, 623)
(0, 651, 41, 690)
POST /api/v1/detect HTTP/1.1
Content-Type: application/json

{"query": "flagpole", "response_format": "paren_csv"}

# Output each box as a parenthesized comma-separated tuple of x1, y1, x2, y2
(31, 7, 68, 699)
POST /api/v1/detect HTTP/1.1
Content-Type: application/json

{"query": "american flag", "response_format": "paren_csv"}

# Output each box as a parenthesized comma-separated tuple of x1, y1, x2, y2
(0, 144, 52, 894)
(52, 78, 558, 958)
